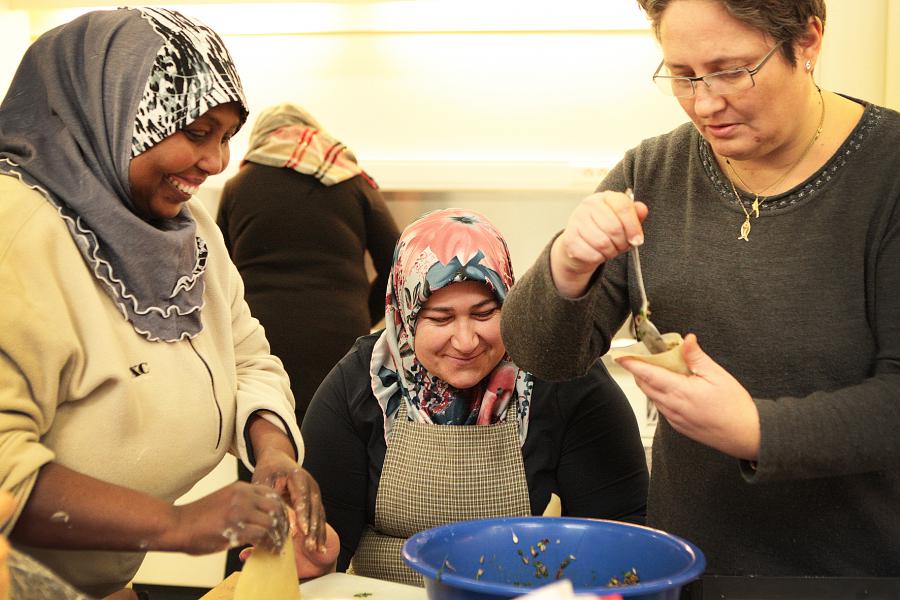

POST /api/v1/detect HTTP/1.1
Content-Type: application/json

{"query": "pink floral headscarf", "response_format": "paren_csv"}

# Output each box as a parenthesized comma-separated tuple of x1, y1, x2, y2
(369, 208, 533, 445)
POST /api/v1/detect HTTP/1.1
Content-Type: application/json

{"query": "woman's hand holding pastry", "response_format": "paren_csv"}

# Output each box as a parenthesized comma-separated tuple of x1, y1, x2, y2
(550, 190, 648, 298)
(616, 334, 761, 461)
(252, 450, 328, 555)
(293, 522, 339, 578)
(239, 521, 340, 579)
(245, 452, 339, 578)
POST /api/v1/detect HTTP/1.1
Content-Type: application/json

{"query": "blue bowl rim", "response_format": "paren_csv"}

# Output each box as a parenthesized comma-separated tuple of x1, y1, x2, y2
(401, 516, 706, 597)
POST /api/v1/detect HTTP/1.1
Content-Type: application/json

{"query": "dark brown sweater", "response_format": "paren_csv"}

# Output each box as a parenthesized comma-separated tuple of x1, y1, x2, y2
(218, 163, 400, 420)
(502, 101, 900, 577)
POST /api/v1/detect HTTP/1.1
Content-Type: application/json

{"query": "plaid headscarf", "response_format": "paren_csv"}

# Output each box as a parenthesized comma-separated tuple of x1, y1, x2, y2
(369, 209, 533, 445)
(242, 103, 377, 188)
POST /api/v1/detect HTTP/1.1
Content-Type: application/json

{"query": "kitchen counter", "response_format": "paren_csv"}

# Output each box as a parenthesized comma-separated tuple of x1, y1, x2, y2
(200, 571, 427, 600)
(200, 571, 900, 600)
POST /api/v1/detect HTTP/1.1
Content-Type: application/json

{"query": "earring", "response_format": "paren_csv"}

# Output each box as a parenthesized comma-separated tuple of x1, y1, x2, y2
(805, 60, 812, 71)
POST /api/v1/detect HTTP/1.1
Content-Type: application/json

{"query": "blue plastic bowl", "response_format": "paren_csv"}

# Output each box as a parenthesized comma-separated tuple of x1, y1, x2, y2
(402, 517, 705, 600)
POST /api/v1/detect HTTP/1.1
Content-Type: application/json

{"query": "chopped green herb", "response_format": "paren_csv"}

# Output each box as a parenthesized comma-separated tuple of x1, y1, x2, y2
(435, 557, 455, 582)
(607, 567, 640, 587)
(555, 554, 576, 580)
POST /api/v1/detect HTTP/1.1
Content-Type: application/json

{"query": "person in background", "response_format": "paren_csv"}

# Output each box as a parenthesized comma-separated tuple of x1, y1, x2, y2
(301, 208, 648, 585)
(0, 8, 337, 597)
(217, 103, 399, 576)
(501, 0, 899, 580)
(217, 103, 400, 424)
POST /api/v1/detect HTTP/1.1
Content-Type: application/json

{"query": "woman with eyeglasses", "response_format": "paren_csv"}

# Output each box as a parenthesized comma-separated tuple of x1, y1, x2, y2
(501, 0, 900, 582)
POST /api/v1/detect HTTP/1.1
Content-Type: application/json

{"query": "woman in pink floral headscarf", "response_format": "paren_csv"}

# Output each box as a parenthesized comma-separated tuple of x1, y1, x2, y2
(301, 209, 649, 586)
(372, 209, 532, 440)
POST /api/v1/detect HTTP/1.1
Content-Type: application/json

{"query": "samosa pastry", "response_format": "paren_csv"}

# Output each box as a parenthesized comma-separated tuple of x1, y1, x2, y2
(609, 332, 690, 375)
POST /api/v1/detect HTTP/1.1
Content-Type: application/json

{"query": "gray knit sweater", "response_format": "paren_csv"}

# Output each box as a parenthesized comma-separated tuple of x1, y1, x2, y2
(501, 100, 900, 577)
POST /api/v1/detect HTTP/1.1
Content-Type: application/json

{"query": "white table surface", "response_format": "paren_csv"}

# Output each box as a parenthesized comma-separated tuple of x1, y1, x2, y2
(299, 572, 428, 600)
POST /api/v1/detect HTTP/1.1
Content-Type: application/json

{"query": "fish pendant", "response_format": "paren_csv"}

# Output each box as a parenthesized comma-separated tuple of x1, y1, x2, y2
(751, 197, 760, 218)
(739, 217, 751, 241)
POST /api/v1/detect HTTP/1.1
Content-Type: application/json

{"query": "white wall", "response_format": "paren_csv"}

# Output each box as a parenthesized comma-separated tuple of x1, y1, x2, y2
(817, 0, 887, 104)
(0, 9, 28, 96)
(4, 0, 893, 189)
(887, 0, 900, 110)
(219, 29, 674, 185)
(2, 0, 683, 192)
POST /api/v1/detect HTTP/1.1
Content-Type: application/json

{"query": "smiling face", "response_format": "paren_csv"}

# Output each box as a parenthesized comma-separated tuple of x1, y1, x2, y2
(659, 0, 819, 163)
(128, 101, 241, 221)
(413, 281, 507, 390)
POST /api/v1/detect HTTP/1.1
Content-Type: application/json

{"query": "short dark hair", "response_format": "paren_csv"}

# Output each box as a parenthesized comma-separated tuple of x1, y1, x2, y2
(636, 0, 826, 66)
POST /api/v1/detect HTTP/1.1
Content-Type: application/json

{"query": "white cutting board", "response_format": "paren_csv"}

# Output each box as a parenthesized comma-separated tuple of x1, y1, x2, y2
(299, 572, 428, 600)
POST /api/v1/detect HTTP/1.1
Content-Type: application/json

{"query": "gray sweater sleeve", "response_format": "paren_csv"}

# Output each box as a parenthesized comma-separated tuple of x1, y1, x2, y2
(501, 237, 608, 381)
(749, 192, 900, 482)
(501, 161, 635, 381)
(503, 101, 900, 577)
(504, 109, 900, 484)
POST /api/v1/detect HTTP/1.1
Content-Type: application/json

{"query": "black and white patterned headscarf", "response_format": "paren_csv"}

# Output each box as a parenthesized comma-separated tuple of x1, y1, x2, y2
(0, 7, 248, 341)
(132, 8, 247, 156)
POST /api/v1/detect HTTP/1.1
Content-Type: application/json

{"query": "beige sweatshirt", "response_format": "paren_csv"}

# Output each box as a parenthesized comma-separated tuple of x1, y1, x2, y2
(0, 174, 302, 596)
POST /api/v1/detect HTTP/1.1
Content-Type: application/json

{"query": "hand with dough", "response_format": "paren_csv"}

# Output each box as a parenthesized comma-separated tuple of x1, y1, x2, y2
(615, 334, 761, 461)
(251, 450, 333, 553)
(240, 521, 340, 577)
(234, 506, 339, 600)
(170, 481, 292, 555)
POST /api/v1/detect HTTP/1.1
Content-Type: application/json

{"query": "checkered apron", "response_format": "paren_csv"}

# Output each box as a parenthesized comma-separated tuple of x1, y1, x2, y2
(349, 400, 530, 586)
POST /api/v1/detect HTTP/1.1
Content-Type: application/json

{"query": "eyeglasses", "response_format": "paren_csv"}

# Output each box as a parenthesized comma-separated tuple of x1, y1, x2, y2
(652, 42, 784, 98)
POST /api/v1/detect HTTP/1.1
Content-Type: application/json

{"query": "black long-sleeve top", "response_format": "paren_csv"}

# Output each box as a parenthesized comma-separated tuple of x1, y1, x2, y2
(301, 333, 649, 571)
(217, 164, 399, 419)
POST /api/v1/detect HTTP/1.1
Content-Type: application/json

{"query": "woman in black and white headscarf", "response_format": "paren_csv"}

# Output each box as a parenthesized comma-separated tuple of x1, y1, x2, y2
(0, 7, 337, 597)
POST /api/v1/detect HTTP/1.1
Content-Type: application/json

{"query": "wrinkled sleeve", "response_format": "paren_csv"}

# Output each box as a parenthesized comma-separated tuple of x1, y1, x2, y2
(223, 242, 304, 470)
(501, 239, 608, 381)
(0, 328, 59, 536)
(501, 161, 634, 381)
(0, 202, 68, 534)
(746, 201, 900, 482)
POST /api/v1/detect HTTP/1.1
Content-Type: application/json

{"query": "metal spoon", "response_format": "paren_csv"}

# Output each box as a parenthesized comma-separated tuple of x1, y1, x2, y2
(625, 189, 668, 354)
